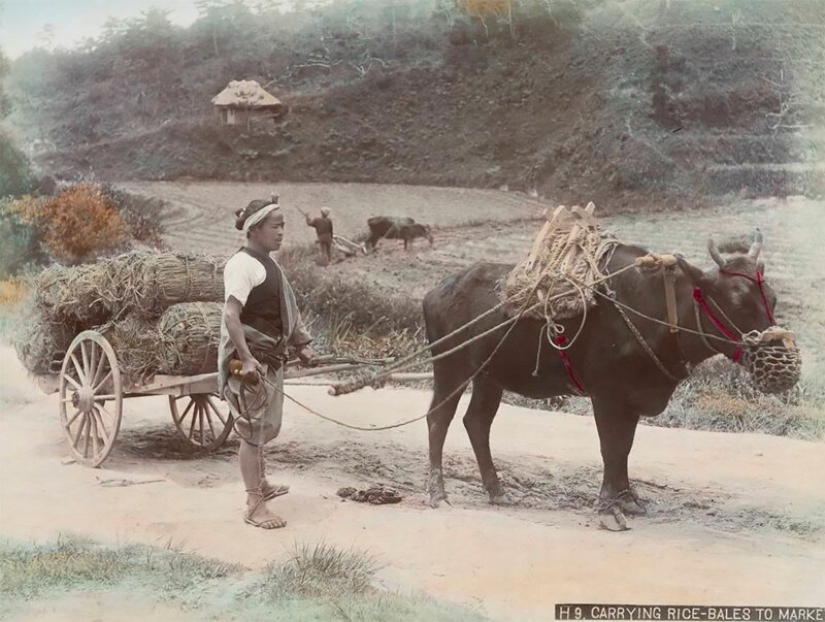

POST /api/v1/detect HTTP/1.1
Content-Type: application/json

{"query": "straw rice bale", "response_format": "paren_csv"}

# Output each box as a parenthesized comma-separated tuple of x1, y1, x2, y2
(12, 301, 78, 376)
(34, 262, 116, 327)
(99, 314, 162, 384)
(32, 252, 224, 327)
(17, 252, 226, 378)
(129, 253, 225, 317)
(156, 302, 223, 376)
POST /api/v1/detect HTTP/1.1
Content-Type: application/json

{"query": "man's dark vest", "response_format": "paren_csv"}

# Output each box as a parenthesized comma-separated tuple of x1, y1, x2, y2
(238, 247, 285, 342)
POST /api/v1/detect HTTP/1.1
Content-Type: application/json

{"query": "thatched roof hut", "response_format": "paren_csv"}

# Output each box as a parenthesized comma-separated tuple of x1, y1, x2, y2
(211, 80, 287, 125)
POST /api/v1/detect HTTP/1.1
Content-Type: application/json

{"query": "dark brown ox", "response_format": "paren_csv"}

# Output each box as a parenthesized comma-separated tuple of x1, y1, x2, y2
(366, 216, 434, 251)
(422, 231, 776, 528)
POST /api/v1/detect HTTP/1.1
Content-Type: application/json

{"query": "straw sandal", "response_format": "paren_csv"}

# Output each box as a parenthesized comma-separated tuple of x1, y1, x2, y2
(262, 483, 290, 501)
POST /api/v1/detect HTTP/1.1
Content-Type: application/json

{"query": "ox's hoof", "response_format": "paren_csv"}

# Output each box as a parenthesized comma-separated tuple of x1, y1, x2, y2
(429, 491, 450, 509)
(489, 491, 515, 506)
(617, 488, 648, 516)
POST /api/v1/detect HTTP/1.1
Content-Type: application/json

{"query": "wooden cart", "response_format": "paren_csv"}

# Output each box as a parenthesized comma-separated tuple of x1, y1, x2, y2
(35, 330, 235, 468)
(39, 329, 432, 468)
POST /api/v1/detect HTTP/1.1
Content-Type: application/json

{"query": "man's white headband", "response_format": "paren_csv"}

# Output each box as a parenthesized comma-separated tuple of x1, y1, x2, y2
(242, 203, 280, 233)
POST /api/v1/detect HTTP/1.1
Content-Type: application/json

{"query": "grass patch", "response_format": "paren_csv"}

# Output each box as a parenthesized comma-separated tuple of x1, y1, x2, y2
(0, 537, 487, 621)
(652, 357, 825, 440)
(0, 534, 241, 600)
(253, 541, 379, 599)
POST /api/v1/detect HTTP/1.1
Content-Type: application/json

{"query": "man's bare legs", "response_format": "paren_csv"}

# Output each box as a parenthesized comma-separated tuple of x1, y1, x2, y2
(239, 440, 286, 529)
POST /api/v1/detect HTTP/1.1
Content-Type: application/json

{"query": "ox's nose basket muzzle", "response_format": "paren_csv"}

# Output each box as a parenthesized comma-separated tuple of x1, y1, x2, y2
(740, 327, 801, 394)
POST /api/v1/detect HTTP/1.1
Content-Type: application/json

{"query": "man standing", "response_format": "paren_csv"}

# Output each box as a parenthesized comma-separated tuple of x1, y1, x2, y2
(305, 206, 334, 265)
(219, 197, 318, 529)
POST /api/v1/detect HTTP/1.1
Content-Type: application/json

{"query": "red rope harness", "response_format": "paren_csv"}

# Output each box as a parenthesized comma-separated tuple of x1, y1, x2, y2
(720, 268, 776, 325)
(552, 335, 587, 396)
(693, 268, 775, 362)
(549, 267, 774, 393)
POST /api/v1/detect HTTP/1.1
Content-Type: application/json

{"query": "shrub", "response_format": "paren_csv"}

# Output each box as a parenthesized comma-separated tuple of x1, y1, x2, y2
(24, 184, 126, 265)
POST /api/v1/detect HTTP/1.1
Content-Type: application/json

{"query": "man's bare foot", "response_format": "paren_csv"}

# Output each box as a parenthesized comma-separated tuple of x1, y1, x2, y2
(244, 502, 287, 529)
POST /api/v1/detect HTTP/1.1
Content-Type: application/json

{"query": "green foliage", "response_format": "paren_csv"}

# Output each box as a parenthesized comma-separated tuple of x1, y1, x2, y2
(0, 203, 46, 278)
(0, 132, 35, 198)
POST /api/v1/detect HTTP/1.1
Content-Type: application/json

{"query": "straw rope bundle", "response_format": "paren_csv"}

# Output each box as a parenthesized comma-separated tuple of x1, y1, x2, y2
(501, 203, 617, 320)
(156, 302, 223, 376)
(12, 303, 78, 376)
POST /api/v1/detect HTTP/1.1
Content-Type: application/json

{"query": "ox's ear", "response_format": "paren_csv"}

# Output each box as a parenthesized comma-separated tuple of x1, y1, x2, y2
(757, 259, 766, 276)
(674, 253, 706, 285)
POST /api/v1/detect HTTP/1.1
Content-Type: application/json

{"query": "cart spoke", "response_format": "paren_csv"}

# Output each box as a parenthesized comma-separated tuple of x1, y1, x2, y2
(174, 397, 196, 427)
(188, 402, 199, 440)
(70, 353, 88, 386)
(64, 375, 82, 391)
(65, 408, 83, 428)
(206, 396, 228, 426)
(88, 343, 97, 385)
(83, 412, 93, 458)
(90, 412, 100, 457)
(94, 370, 113, 393)
(72, 413, 88, 449)
(91, 348, 107, 388)
(203, 400, 217, 441)
(80, 341, 91, 381)
(92, 407, 109, 439)
(97, 403, 116, 430)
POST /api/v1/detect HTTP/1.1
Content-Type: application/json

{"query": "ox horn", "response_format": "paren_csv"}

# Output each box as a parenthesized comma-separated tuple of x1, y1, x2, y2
(748, 228, 763, 260)
(707, 237, 726, 268)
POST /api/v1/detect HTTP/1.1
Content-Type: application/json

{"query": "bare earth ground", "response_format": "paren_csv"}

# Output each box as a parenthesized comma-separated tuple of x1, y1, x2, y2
(1, 345, 824, 620)
(3, 184, 825, 619)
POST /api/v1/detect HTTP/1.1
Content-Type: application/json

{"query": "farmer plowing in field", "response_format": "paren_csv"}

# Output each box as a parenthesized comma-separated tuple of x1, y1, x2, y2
(305, 206, 334, 265)
(218, 197, 318, 529)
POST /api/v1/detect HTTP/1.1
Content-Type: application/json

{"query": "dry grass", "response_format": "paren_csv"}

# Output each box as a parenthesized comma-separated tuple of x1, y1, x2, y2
(0, 279, 26, 306)
(281, 243, 426, 361)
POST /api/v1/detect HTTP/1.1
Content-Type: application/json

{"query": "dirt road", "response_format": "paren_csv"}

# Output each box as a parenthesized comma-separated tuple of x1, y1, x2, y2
(2, 345, 823, 620)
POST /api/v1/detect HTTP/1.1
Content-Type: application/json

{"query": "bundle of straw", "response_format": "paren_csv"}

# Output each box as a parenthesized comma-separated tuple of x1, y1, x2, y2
(156, 302, 223, 376)
(128, 253, 225, 317)
(99, 314, 162, 384)
(12, 303, 78, 376)
(33, 262, 116, 326)
(32, 252, 225, 327)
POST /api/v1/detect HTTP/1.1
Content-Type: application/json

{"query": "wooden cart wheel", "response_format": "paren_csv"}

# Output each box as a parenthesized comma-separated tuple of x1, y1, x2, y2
(169, 394, 233, 451)
(59, 330, 123, 467)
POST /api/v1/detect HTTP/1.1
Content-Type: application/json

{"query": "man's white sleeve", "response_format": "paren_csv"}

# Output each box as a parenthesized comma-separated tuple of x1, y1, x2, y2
(223, 254, 265, 306)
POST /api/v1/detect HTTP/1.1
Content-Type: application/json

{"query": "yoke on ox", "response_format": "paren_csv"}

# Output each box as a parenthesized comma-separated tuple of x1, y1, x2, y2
(366, 216, 434, 251)
(422, 204, 799, 530)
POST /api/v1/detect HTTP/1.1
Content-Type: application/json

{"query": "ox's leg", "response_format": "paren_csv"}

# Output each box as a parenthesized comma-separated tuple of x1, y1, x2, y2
(427, 363, 465, 508)
(592, 397, 646, 530)
(463, 374, 506, 504)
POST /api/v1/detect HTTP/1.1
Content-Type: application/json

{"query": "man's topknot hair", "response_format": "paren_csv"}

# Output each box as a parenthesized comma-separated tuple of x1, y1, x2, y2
(234, 194, 279, 230)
